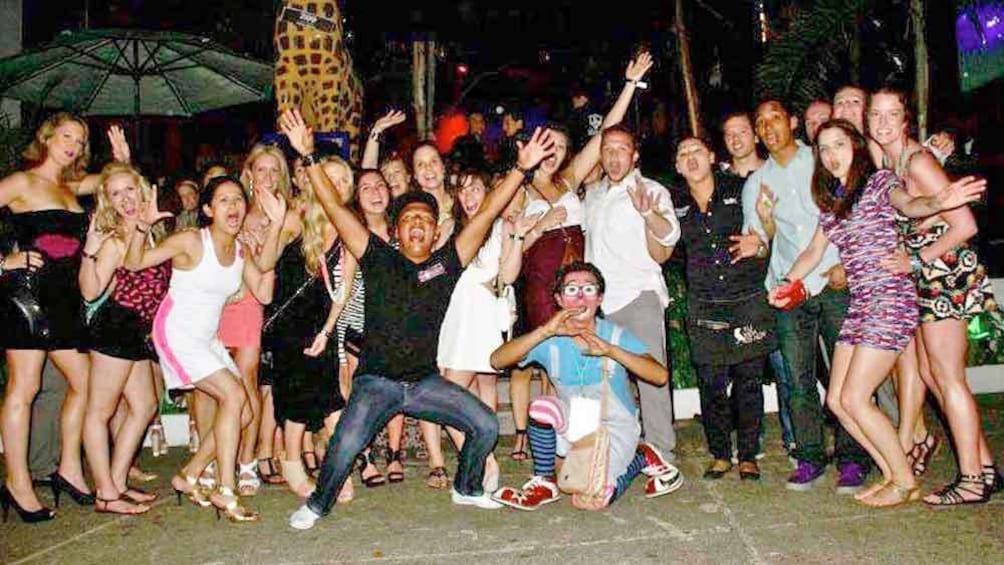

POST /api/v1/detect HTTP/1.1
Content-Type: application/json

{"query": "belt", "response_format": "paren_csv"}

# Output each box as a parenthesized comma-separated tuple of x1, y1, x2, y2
(279, 5, 338, 33)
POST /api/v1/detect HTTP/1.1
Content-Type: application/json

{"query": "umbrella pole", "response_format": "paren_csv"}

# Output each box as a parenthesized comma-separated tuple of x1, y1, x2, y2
(133, 74, 141, 153)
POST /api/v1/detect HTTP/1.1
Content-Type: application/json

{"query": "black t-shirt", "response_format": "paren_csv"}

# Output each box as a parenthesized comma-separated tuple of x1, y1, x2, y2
(674, 172, 768, 301)
(357, 233, 463, 381)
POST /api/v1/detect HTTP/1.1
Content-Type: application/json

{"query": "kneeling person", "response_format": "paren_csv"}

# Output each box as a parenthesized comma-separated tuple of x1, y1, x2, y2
(490, 262, 683, 510)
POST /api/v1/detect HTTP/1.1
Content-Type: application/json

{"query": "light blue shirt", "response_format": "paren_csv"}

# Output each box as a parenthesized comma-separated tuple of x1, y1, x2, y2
(742, 143, 841, 295)
(525, 318, 648, 415)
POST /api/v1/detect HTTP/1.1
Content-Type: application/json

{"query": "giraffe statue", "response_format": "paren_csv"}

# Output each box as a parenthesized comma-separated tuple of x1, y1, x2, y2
(274, 0, 364, 158)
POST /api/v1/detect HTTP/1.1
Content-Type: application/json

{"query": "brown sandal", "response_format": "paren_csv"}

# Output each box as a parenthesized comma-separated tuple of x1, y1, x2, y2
(426, 467, 450, 489)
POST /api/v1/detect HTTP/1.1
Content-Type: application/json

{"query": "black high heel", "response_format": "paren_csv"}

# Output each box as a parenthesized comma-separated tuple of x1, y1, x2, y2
(1, 486, 56, 523)
(49, 473, 95, 507)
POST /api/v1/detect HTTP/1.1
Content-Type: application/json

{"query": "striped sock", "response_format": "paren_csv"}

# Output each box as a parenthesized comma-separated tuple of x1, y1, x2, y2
(609, 450, 646, 504)
(527, 421, 557, 478)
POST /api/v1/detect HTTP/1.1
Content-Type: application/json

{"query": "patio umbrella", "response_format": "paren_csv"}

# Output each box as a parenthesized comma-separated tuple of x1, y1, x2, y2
(0, 28, 273, 120)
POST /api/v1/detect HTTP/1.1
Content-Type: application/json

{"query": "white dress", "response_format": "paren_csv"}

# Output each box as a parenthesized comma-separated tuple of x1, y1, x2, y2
(437, 219, 505, 373)
(153, 228, 243, 390)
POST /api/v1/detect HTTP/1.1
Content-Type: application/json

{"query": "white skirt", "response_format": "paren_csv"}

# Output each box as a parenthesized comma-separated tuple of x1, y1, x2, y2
(437, 274, 503, 374)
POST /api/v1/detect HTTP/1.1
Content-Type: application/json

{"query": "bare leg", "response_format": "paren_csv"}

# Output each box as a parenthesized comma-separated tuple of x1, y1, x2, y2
(111, 361, 157, 493)
(190, 370, 247, 491)
(826, 345, 892, 482)
(2, 349, 48, 510)
(257, 384, 277, 474)
(49, 348, 91, 493)
(231, 346, 261, 466)
(83, 353, 134, 502)
(894, 338, 929, 453)
(509, 367, 533, 457)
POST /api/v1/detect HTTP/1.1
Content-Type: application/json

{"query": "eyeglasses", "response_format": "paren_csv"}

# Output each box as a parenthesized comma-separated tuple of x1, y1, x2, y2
(561, 283, 600, 297)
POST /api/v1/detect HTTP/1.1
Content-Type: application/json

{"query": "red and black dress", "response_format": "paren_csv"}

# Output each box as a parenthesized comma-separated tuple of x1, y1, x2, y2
(89, 262, 171, 361)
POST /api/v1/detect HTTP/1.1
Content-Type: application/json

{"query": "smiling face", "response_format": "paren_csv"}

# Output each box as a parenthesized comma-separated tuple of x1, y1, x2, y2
(45, 120, 87, 169)
(832, 86, 866, 132)
(204, 181, 247, 236)
(722, 115, 756, 160)
(322, 161, 354, 203)
(457, 174, 488, 219)
(394, 201, 439, 259)
(356, 171, 391, 216)
(412, 145, 445, 192)
(804, 101, 833, 142)
(176, 182, 199, 212)
(754, 101, 798, 157)
(866, 92, 909, 147)
(105, 171, 143, 220)
(251, 153, 281, 194)
(816, 126, 854, 185)
(380, 158, 411, 198)
(675, 138, 714, 185)
(554, 269, 603, 322)
(600, 130, 639, 183)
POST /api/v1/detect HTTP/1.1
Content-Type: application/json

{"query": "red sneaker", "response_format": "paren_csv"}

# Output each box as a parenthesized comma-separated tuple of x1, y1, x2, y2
(492, 476, 560, 511)
(637, 442, 674, 477)
(646, 466, 684, 498)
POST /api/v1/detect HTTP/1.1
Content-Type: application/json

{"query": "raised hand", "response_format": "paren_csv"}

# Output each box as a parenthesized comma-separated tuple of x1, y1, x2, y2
(542, 307, 583, 338)
(579, 330, 613, 357)
(256, 183, 288, 225)
(728, 228, 762, 264)
(516, 127, 557, 171)
(626, 175, 654, 216)
(303, 332, 329, 357)
(372, 110, 406, 135)
(108, 125, 131, 163)
(936, 176, 986, 212)
(278, 109, 315, 157)
(84, 213, 113, 255)
(625, 51, 654, 82)
(138, 185, 173, 227)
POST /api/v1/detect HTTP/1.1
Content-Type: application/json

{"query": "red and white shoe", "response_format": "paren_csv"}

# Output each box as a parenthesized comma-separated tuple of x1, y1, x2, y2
(637, 442, 674, 477)
(492, 476, 561, 511)
(645, 466, 684, 498)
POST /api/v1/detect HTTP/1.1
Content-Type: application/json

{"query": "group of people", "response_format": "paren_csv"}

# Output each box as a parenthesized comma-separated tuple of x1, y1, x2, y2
(0, 50, 1000, 531)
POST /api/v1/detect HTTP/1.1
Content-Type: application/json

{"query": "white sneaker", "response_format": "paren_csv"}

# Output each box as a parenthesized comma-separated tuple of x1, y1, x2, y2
(451, 488, 503, 509)
(289, 504, 322, 530)
(646, 465, 684, 498)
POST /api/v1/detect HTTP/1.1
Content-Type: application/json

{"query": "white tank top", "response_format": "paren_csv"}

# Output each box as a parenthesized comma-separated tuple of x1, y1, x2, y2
(166, 228, 245, 337)
(523, 187, 584, 230)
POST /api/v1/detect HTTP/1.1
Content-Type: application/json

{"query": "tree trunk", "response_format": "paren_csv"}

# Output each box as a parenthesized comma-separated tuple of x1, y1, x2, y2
(910, 0, 929, 140)
(675, 0, 703, 137)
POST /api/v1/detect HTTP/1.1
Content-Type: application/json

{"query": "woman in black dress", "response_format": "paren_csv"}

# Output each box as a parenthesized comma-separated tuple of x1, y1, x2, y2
(0, 113, 129, 522)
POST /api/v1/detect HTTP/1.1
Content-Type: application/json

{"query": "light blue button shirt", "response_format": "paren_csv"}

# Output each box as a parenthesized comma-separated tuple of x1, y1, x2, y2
(741, 143, 840, 296)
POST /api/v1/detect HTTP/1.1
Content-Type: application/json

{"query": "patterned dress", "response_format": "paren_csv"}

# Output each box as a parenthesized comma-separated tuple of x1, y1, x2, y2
(819, 170, 918, 351)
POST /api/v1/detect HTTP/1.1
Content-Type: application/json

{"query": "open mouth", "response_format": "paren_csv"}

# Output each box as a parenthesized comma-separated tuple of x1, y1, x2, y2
(226, 212, 241, 229)
(407, 227, 426, 243)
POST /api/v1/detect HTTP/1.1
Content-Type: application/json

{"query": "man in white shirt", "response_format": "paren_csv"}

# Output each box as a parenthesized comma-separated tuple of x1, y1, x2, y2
(583, 124, 681, 458)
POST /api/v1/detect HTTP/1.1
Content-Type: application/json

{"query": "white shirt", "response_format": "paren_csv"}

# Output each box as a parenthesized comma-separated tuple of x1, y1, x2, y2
(583, 169, 680, 314)
(523, 189, 584, 229)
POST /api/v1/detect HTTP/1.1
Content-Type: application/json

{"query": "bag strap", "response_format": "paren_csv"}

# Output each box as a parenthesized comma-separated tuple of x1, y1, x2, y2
(599, 325, 623, 422)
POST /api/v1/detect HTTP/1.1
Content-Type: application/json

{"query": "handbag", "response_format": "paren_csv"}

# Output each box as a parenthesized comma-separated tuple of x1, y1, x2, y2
(493, 276, 517, 334)
(2, 262, 51, 340)
(775, 279, 808, 311)
(557, 356, 613, 502)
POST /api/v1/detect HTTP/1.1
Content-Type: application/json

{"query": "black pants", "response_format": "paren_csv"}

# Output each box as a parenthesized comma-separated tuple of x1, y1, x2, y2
(696, 356, 766, 462)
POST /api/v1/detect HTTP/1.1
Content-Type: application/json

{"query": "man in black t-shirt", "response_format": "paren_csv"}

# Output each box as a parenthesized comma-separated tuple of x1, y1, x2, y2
(279, 109, 557, 530)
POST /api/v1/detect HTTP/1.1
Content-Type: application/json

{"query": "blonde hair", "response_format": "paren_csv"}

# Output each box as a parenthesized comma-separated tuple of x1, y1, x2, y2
(22, 112, 91, 182)
(240, 144, 291, 201)
(93, 162, 166, 243)
(299, 156, 354, 276)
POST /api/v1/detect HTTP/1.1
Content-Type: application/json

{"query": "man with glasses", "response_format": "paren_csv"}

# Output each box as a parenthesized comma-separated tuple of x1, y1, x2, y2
(490, 262, 683, 510)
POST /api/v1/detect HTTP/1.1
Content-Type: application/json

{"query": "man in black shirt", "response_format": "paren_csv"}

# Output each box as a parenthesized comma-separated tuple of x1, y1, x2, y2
(279, 109, 556, 530)
(673, 137, 775, 481)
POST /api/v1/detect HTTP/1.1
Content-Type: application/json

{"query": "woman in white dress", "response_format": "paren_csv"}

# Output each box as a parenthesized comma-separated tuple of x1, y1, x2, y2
(432, 169, 542, 490)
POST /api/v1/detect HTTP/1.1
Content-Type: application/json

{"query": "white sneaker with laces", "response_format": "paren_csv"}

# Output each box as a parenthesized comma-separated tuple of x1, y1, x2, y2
(289, 504, 322, 530)
(451, 488, 504, 509)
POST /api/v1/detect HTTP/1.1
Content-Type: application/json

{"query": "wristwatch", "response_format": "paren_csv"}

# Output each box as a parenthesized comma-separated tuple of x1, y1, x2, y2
(302, 152, 320, 167)
(909, 252, 924, 273)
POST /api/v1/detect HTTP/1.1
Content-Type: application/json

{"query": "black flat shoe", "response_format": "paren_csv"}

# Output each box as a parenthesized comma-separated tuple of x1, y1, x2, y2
(50, 473, 95, 507)
(1, 486, 55, 523)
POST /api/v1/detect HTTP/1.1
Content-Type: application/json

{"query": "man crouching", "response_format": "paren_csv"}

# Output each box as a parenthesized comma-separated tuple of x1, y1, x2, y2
(490, 262, 683, 510)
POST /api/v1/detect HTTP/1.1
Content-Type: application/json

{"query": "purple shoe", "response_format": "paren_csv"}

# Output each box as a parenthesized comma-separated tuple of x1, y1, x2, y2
(786, 460, 826, 491)
(835, 462, 869, 495)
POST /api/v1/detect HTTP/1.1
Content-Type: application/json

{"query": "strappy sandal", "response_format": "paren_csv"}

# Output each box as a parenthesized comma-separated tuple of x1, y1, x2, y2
(198, 461, 217, 490)
(257, 457, 286, 485)
(357, 451, 387, 488)
(211, 486, 259, 523)
(510, 429, 529, 462)
(984, 464, 1004, 496)
(386, 449, 405, 483)
(302, 451, 319, 477)
(426, 466, 450, 489)
(907, 433, 940, 477)
(237, 462, 262, 496)
(862, 482, 921, 509)
(96, 495, 150, 515)
(121, 487, 157, 504)
(924, 474, 989, 507)
(171, 473, 211, 507)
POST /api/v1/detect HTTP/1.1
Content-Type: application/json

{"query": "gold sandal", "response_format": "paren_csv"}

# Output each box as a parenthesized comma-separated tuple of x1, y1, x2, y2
(171, 473, 211, 507)
(211, 486, 259, 523)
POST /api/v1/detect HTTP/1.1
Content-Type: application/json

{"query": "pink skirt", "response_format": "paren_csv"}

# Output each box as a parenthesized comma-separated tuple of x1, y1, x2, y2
(218, 291, 263, 349)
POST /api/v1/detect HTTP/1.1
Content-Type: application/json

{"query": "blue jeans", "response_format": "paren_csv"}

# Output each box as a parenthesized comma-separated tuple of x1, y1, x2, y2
(307, 373, 499, 516)
(769, 349, 795, 448)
